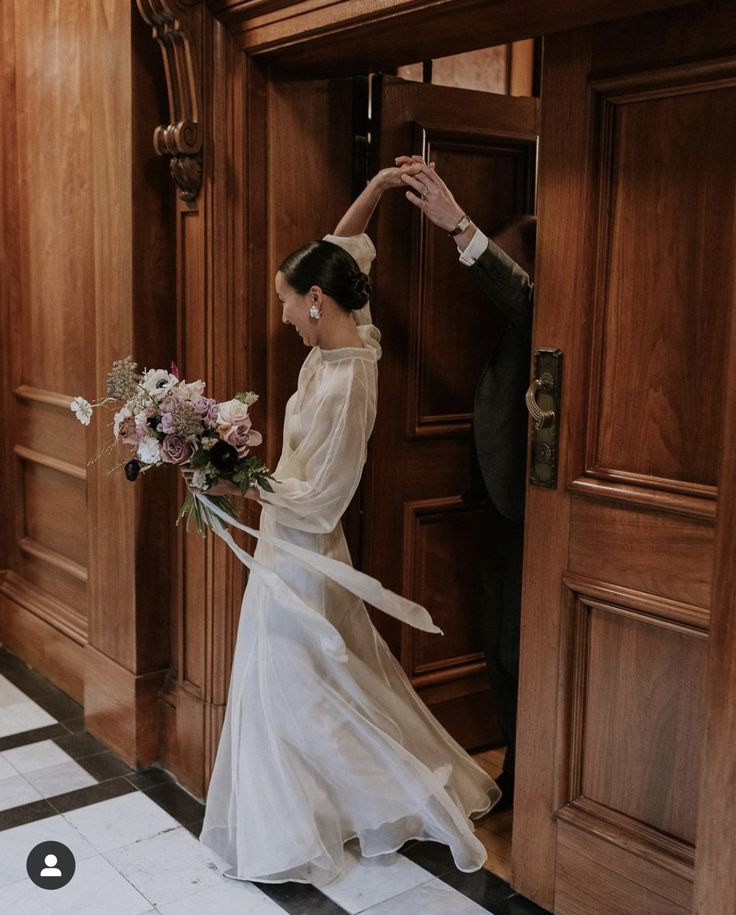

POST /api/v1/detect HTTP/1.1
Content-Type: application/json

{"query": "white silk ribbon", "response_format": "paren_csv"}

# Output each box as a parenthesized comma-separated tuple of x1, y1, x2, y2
(193, 493, 445, 651)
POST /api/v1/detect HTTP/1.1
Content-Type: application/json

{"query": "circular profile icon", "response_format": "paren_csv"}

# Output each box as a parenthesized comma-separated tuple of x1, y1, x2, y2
(26, 841, 76, 889)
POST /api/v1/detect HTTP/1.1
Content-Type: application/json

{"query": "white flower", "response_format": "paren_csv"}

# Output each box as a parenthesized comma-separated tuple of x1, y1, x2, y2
(70, 396, 93, 425)
(137, 436, 162, 464)
(192, 469, 207, 490)
(177, 379, 206, 401)
(113, 406, 133, 438)
(216, 398, 251, 427)
(141, 368, 178, 401)
(240, 391, 259, 406)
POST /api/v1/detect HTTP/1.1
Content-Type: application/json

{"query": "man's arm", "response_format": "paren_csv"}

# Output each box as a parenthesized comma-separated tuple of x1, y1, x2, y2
(462, 229, 533, 323)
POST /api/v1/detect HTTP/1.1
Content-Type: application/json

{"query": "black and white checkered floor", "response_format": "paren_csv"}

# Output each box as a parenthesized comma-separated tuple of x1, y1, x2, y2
(0, 646, 550, 914)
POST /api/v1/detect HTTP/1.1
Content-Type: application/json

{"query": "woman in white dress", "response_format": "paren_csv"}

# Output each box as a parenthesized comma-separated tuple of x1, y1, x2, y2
(181, 165, 501, 887)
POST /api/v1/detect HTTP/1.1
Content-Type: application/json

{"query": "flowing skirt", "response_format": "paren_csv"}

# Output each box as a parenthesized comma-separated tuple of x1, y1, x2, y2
(198, 506, 501, 886)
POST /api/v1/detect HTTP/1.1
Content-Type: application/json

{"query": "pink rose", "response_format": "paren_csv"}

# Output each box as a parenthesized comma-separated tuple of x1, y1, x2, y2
(221, 422, 263, 457)
(160, 434, 194, 464)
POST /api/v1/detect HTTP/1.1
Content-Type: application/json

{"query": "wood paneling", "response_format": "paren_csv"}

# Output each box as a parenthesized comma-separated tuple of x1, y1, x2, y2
(514, 3, 736, 910)
(556, 823, 691, 915)
(591, 81, 734, 488)
(568, 498, 713, 608)
(402, 498, 488, 673)
(1, 0, 176, 767)
(0, 585, 87, 702)
(581, 605, 706, 842)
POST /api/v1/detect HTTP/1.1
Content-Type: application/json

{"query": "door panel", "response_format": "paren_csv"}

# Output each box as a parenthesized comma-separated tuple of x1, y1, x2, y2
(513, 3, 736, 912)
(363, 76, 538, 749)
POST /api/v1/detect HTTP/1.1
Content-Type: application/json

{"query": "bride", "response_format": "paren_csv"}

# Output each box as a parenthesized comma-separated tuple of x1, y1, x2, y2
(180, 164, 501, 887)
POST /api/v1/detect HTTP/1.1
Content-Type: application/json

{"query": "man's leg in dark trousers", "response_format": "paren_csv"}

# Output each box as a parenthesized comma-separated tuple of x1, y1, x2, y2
(478, 500, 525, 791)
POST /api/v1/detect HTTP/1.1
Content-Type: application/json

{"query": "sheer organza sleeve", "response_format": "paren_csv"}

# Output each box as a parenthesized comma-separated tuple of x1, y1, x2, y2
(256, 362, 377, 534)
(322, 233, 376, 327)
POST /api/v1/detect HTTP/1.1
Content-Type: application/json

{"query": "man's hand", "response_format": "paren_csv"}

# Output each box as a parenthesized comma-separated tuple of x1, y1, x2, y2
(395, 155, 465, 231)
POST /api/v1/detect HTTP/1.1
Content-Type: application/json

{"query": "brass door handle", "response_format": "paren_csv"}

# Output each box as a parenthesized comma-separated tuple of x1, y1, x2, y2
(525, 376, 555, 430)
(527, 348, 562, 488)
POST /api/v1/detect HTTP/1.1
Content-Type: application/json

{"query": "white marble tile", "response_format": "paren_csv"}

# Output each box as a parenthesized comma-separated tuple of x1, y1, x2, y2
(23, 759, 98, 798)
(0, 773, 44, 810)
(0, 812, 99, 889)
(0, 753, 17, 779)
(63, 790, 180, 852)
(359, 876, 491, 915)
(102, 825, 224, 907)
(0, 675, 29, 707)
(3, 739, 74, 774)
(318, 838, 435, 914)
(0, 699, 57, 738)
(156, 879, 286, 914)
(0, 853, 153, 915)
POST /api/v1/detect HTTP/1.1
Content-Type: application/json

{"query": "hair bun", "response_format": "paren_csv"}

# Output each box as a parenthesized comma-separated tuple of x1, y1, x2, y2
(350, 271, 371, 310)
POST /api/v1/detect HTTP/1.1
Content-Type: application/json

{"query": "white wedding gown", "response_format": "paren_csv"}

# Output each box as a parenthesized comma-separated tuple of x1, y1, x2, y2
(197, 233, 501, 887)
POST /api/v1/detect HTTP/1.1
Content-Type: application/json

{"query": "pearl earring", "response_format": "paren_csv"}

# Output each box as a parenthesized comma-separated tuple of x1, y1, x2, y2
(309, 304, 321, 319)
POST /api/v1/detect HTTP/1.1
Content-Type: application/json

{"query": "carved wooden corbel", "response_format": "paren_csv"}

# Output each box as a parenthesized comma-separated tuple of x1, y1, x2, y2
(136, 0, 203, 203)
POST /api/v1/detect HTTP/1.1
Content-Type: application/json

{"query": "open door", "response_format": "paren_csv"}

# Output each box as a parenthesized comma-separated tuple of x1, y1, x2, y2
(361, 75, 538, 750)
(513, 4, 736, 913)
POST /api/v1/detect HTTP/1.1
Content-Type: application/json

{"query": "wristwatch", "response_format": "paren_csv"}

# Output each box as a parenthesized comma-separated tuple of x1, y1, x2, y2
(448, 214, 471, 237)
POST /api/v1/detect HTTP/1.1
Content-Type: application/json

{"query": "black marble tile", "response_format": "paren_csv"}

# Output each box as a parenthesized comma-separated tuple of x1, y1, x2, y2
(183, 815, 203, 838)
(45, 774, 137, 814)
(253, 880, 351, 914)
(399, 839, 459, 877)
(0, 797, 57, 831)
(52, 730, 107, 759)
(25, 686, 83, 722)
(0, 723, 69, 753)
(125, 766, 174, 790)
(59, 714, 87, 733)
(141, 781, 205, 827)
(504, 892, 553, 914)
(440, 865, 517, 911)
(75, 750, 134, 781)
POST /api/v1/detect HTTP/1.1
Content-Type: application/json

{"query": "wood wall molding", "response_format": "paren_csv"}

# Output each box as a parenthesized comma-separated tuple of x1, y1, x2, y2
(136, 0, 203, 202)
(1, 571, 87, 645)
(14, 444, 87, 481)
(206, 0, 695, 74)
(15, 384, 79, 410)
(0, 588, 87, 703)
(84, 643, 169, 767)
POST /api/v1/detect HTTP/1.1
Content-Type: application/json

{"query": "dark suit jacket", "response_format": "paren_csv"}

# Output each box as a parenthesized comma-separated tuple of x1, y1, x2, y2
(464, 238, 534, 524)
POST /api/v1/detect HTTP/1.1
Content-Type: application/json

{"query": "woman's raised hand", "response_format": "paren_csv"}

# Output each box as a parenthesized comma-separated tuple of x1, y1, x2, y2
(373, 161, 427, 190)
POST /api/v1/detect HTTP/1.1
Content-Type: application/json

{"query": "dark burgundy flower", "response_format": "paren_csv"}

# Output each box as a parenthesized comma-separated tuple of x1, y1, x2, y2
(125, 459, 141, 482)
(209, 440, 239, 473)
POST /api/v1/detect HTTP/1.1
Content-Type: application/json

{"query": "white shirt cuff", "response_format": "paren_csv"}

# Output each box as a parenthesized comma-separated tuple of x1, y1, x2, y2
(458, 228, 489, 266)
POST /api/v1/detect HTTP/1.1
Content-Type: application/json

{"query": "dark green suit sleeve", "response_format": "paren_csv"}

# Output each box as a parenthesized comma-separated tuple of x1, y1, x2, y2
(465, 238, 533, 322)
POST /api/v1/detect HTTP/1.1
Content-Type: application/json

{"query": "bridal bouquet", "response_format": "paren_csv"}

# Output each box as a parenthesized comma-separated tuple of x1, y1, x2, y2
(70, 356, 274, 536)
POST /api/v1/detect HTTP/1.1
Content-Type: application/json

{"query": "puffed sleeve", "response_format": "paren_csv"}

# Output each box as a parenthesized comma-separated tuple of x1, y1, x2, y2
(256, 362, 377, 534)
(322, 232, 376, 327)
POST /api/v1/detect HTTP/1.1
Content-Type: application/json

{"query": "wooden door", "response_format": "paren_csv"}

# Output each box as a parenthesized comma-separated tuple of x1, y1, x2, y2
(513, 3, 736, 913)
(361, 76, 538, 750)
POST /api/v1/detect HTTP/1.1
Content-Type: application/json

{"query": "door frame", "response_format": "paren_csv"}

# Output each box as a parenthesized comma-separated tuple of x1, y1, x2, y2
(140, 0, 733, 909)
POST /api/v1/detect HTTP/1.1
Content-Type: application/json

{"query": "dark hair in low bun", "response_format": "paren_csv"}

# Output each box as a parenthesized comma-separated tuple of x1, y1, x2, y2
(278, 240, 371, 313)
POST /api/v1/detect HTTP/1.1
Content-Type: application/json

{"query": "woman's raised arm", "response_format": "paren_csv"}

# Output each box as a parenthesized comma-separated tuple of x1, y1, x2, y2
(332, 163, 425, 237)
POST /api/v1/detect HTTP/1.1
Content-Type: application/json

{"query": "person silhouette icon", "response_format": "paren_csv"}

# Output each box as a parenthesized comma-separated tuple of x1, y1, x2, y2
(40, 853, 62, 877)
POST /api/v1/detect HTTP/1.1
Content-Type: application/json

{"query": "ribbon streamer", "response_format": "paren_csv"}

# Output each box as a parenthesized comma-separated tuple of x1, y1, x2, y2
(193, 492, 444, 638)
